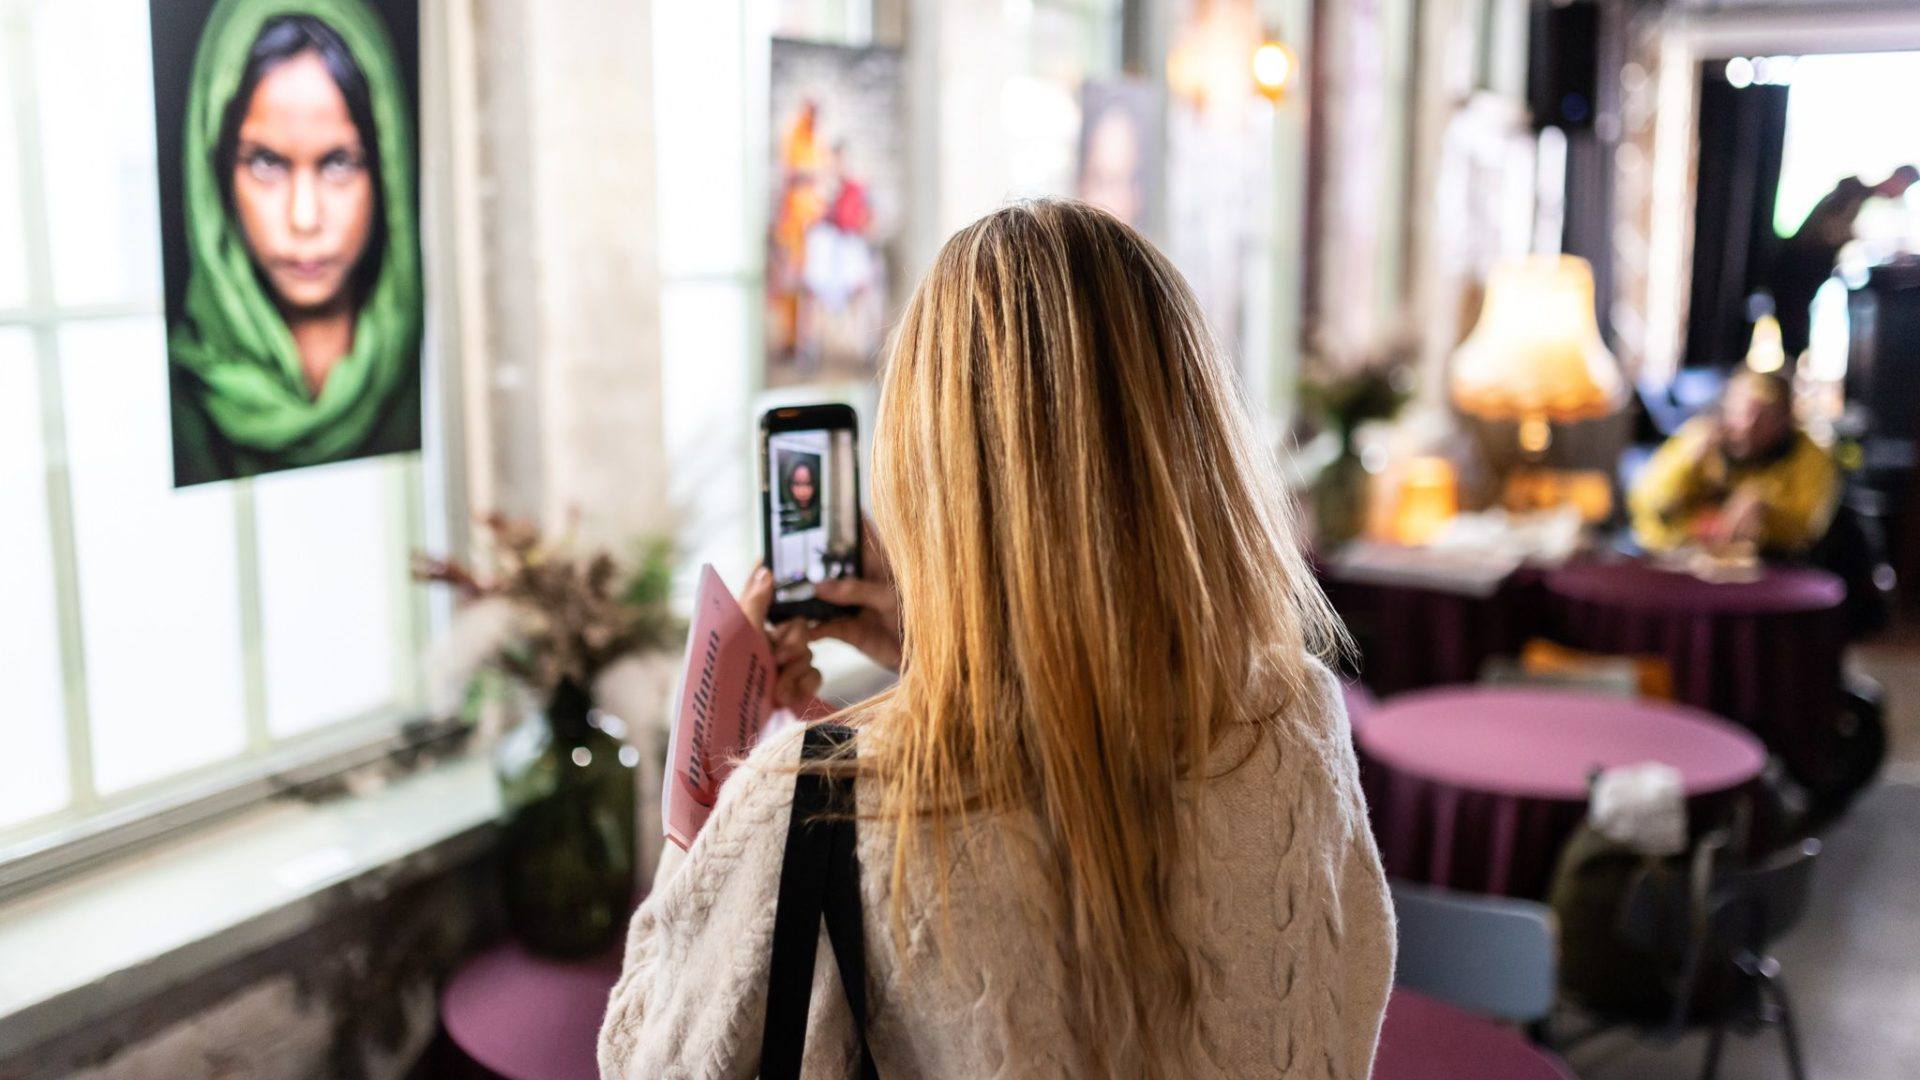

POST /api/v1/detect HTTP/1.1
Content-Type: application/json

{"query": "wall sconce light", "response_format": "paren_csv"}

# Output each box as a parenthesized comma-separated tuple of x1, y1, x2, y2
(1166, 0, 1260, 111)
(1252, 32, 1296, 103)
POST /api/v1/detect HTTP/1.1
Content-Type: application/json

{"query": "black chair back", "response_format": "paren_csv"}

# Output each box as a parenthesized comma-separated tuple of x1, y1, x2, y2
(1706, 837, 1821, 957)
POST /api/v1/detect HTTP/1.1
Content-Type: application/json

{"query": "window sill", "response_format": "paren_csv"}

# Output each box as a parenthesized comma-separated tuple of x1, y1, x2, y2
(0, 647, 895, 1059)
(0, 752, 499, 1059)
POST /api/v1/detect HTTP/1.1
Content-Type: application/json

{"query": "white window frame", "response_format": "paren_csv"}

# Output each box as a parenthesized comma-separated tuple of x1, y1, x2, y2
(0, 0, 471, 903)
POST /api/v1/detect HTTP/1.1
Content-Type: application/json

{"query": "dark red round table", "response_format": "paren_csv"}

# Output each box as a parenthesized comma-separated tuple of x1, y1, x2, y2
(1375, 988, 1575, 1079)
(1359, 686, 1766, 898)
(1320, 568, 1541, 697)
(441, 941, 622, 1080)
(1544, 560, 1845, 785)
(440, 945, 1571, 1080)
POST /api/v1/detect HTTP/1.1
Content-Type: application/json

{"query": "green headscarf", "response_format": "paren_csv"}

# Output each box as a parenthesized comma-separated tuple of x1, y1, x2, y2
(170, 0, 421, 475)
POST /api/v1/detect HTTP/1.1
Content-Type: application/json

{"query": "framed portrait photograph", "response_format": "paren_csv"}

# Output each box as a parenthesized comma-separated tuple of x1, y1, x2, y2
(766, 39, 905, 389)
(1077, 77, 1163, 233)
(150, 0, 423, 487)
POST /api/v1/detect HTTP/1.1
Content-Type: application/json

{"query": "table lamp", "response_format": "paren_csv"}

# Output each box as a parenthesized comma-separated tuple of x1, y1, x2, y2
(1387, 456, 1459, 545)
(1449, 254, 1626, 453)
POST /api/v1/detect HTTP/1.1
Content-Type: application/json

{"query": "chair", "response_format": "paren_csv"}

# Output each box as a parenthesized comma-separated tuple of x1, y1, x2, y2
(1389, 879, 1558, 1025)
(1559, 837, 1822, 1080)
(1662, 838, 1822, 1080)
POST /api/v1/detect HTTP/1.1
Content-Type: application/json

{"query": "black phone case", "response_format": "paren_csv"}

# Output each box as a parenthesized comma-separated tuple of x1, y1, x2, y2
(760, 404, 862, 624)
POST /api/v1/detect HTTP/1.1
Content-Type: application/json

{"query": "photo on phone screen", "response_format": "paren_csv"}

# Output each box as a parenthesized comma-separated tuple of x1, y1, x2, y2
(762, 411, 860, 620)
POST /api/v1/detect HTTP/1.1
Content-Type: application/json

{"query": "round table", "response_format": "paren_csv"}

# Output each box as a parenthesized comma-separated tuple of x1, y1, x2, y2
(1342, 678, 1379, 733)
(1544, 560, 1845, 785)
(1359, 686, 1767, 898)
(440, 943, 1572, 1078)
(441, 941, 622, 1080)
(1375, 988, 1575, 1080)
(1319, 565, 1542, 697)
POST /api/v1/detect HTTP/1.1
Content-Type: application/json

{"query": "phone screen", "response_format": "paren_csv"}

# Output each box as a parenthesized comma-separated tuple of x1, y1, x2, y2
(765, 423, 860, 614)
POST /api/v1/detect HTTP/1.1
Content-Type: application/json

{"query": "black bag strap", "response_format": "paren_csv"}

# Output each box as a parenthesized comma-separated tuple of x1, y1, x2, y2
(822, 768, 879, 1080)
(759, 724, 879, 1080)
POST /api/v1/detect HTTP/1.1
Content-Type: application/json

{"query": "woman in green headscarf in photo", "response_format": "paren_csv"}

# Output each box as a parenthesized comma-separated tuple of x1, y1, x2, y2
(169, 0, 421, 486)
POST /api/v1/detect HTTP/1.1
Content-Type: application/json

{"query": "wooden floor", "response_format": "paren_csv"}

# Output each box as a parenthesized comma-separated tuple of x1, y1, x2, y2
(1565, 621, 1920, 1080)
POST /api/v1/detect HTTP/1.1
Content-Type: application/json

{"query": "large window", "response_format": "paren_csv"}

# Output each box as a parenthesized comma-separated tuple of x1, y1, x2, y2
(1773, 51, 1920, 244)
(0, 0, 434, 864)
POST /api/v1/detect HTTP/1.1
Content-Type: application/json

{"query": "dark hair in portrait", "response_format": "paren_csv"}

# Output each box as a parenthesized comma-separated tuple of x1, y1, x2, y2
(150, 0, 419, 328)
(777, 449, 823, 531)
(213, 14, 388, 308)
(781, 453, 820, 506)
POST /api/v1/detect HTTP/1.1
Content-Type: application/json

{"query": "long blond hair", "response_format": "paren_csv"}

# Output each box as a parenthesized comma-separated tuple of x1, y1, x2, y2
(856, 200, 1340, 1072)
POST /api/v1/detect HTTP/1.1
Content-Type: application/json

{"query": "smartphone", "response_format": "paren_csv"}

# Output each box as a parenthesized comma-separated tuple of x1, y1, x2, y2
(759, 403, 862, 623)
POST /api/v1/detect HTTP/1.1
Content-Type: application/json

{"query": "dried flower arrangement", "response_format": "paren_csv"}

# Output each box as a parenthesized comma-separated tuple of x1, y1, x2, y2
(1297, 337, 1418, 547)
(413, 512, 683, 713)
(1298, 337, 1418, 456)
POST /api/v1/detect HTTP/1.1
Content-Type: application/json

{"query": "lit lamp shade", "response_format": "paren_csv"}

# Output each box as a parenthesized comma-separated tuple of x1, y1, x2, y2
(1450, 255, 1626, 451)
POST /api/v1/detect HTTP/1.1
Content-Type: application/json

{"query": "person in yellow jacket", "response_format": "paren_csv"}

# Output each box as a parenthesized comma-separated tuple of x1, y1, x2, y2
(1629, 369, 1839, 555)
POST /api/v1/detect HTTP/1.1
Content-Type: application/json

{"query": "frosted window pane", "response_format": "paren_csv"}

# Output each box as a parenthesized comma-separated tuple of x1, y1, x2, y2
(33, 0, 161, 308)
(62, 319, 246, 793)
(254, 457, 402, 737)
(653, 0, 749, 277)
(0, 62, 27, 309)
(661, 281, 755, 584)
(0, 331, 69, 825)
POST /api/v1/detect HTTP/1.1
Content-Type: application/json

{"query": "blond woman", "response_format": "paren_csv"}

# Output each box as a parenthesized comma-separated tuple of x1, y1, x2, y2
(601, 200, 1393, 1079)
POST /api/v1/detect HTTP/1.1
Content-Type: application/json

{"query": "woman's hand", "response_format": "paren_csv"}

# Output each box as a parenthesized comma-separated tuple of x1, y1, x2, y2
(810, 521, 904, 672)
(739, 566, 824, 709)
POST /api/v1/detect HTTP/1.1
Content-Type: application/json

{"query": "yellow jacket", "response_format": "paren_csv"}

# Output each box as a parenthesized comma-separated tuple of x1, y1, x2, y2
(1629, 418, 1839, 554)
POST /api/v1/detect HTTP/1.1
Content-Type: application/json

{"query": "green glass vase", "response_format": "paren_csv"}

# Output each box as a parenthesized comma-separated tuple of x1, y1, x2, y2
(494, 677, 638, 957)
(1313, 443, 1371, 548)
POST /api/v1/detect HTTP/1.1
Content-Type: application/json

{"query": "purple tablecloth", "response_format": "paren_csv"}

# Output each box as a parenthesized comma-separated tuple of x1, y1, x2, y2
(1320, 569, 1542, 697)
(1342, 678, 1379, 734)
(441, 942, 622, 1080)
(1375, 989, 1575, 1080)
(438, 938, 1573, 1078)
(1544, 561, 1845, 783)
(1359, 687, 1766, 898)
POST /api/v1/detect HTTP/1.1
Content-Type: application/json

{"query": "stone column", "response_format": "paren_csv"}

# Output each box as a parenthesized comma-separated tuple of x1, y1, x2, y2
(458, 0, 669, 550)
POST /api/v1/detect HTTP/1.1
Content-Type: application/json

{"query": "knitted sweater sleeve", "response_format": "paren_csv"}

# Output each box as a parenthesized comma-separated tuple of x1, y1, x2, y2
(1333, 755, 1396, 1076)
(1297, 660, 1397, 1078)
(598, 725, 853, 1080)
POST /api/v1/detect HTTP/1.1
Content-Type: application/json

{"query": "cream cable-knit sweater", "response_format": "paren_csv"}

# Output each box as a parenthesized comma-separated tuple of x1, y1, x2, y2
(599, 660, 1394, 1078)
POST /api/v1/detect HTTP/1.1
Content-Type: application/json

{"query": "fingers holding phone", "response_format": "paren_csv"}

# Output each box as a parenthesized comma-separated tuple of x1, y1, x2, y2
(743, 565, 825, 709)
(810, 520, 903, 671)
(770, 618, 823, 709)
(758, 403, 903, 675)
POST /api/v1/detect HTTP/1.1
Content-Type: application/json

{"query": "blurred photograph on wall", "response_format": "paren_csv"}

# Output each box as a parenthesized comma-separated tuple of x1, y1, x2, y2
(150, 0, 423, 487)
(1076, 78, 1162, 232)
(766, 39, 905, 388)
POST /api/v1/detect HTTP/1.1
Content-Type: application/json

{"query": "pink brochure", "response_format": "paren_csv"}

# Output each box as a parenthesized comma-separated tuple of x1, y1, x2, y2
(663, 565, 776, 849)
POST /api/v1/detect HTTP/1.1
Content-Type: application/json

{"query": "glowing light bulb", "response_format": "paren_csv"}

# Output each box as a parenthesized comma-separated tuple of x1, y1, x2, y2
(1253, 41, 1295, 100)
(1519, 416, 1552, 455)
(1745, 313, 1787, 373)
